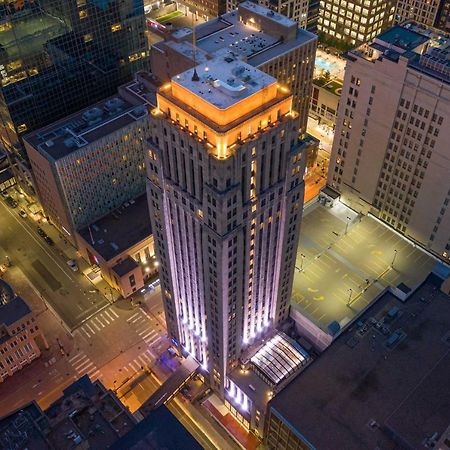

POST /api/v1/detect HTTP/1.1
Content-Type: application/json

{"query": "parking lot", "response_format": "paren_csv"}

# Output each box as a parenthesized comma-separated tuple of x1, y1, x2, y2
(291, 202, 437, 332)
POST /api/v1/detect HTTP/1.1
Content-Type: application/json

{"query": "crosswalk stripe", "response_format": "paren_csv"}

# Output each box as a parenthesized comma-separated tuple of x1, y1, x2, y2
(82, 328, 91, 338)
(104, 310, 115, 321)
(110, 309, 119, 318)
(76, 361, 94, 372)
(131, 316, 143, 324)
(92, 322, 100, 331)
(100, 313, 110, 325)
(145, 335, 160, 345)
(140, 309, 152, 320)
(129, 361, 140, 371)
(137, 356, 148, 366)
(95, 317, 106, 328)
(140, 353, 152, 363)
(85, 323, 95, 334)
(89, 369, 100, 379)
(69, 353, 85, 363)
(139, 329, 156, 338)
(127, 312, 140, 322)
(86, 365, 99, 375)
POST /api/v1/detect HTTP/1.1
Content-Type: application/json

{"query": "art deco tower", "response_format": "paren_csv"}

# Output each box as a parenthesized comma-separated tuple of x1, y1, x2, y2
(146, 55, 305, 393)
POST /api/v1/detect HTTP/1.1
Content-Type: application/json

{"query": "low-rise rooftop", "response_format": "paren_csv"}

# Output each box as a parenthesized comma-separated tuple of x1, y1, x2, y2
(0, 297, 31, 327)
(77, 194, 151, 262)
(270, 277, 450, 449)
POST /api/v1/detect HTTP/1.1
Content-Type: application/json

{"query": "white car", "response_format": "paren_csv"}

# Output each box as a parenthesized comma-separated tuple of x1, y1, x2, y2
(18, 209, 27, 219)
(67, 259, 78, 272)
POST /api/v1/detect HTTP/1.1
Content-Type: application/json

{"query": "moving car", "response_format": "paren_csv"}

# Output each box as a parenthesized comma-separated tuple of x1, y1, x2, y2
(67, 259, 78, 272)
(18, 209, 27, 219)
(44, 235, 54, 246)
(37, 227, 46, 237)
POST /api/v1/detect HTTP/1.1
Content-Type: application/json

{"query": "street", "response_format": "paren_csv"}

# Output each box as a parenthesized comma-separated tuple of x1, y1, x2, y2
(0, 195, 110, 330)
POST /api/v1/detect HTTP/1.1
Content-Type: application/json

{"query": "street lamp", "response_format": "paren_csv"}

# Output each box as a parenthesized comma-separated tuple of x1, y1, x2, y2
(391, 249, 398, 268)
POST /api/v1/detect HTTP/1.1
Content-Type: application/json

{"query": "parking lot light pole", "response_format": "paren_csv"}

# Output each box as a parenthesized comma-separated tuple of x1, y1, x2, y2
(345, 216, 351, 235)
(300, 253, 306, 271)
(347, 288, 353, 307)
(391, 249, 398, 268)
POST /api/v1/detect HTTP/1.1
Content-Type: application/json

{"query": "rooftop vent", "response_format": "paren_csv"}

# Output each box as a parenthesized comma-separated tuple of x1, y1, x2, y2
(82, 107, 103, 125)
(213, 79, 247, 97)
(105, 97, 125, 113)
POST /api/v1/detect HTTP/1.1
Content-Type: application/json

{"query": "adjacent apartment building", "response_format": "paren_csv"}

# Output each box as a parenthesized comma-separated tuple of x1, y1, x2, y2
(0, 0, 148, 193)
(151, 2, 317, 134)
(23, 78, 155, 244)
(328, 24, 450, 262)
(0, 280, 47, 383)
(146, 54, 306, 408)
(395, 0, 448, 29)
(318, 0, 396, 48)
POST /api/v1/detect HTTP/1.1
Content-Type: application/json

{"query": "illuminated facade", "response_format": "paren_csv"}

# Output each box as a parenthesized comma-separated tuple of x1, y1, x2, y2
(328, 24, 450, 262)
(318, 0, 396, 47)
(146, 57, 306, 394)
(0, 0, 148, 192)
(150, 2, 317, 135)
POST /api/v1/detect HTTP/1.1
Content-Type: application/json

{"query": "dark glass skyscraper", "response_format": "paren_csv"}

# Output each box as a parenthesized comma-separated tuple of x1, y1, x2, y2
(0, 0, 148, 191)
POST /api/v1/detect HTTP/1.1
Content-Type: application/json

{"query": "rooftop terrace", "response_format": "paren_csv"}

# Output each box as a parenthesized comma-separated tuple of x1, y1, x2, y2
(270, 277, 450, 449)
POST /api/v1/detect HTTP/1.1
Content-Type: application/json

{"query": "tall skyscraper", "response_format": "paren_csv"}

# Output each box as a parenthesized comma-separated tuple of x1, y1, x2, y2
(146, 56, 306, 393)
(151, 2, 317, 134)
(318, 0, 396, 48)
(328, 24, 450, 262)
(0, 0, 148, 192)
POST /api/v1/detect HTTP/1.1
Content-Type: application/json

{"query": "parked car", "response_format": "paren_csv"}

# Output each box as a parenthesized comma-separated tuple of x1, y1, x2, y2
(37, 227, 46, 237)
(6, 196, 18, 208)
(67, 259, 78, 272)
(44, 236, 54, 246)
(18, 209, 27, 219)
(1, 190, 8, 199)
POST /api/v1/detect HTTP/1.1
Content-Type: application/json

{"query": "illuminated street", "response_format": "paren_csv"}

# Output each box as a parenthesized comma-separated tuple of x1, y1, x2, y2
(0, 195, 110, 330)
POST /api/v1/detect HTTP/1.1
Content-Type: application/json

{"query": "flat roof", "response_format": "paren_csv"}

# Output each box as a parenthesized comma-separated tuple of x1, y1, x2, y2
(173, 58, 276, 110)
(0, 296, 31, 326)
(270, 278, 450, 449)
(112, 256, 139, 278)
(291, 204, 436, 333)
(77, 194, 151, 262)
(24, 95, 148, 161)
(110, 405, 202, 450)
(194, 9, 316, 67)
(376, 25, 429, 51)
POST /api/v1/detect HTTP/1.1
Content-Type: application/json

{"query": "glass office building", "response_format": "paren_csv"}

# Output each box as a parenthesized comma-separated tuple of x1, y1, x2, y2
(0, 0, 148, 191)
